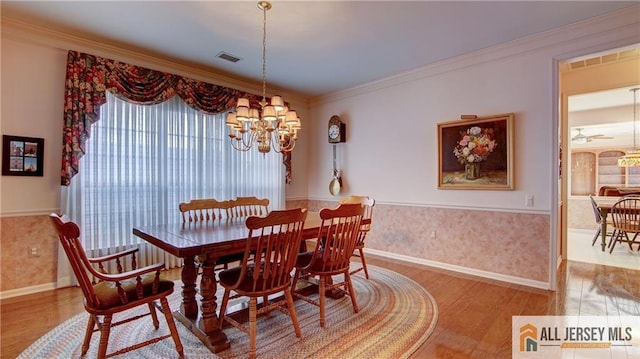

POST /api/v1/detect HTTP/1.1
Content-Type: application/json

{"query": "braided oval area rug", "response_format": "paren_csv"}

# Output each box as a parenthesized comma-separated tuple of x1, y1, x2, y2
(18, 264, 437, 359)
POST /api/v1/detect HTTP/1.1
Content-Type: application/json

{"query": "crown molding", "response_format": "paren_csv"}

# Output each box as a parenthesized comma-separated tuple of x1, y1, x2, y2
(0, 16, 309, 106)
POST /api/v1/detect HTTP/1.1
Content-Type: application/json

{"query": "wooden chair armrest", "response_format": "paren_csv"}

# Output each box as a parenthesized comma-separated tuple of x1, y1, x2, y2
(87, 247, 139, 263)
(89, 262, 166, 283)
(87, 248, 139, 274)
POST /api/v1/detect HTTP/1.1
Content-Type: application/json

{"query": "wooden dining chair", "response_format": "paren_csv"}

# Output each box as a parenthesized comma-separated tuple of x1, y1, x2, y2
(49, 213, 184, 359)
(589, 195, 615, 246)
(179, 198, 231, 223)
(217, 208, 308, 359)
(228, 196, 270, 218)
(609, 197, 640, 253)
(338, 195, 376, 279)
(292, 203, 364, 327)
(179, 198, 245, 271)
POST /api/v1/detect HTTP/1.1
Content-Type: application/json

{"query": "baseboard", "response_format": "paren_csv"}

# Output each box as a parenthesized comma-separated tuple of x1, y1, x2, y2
(0, 282, 57, 300)
(366, 248, 551, 290)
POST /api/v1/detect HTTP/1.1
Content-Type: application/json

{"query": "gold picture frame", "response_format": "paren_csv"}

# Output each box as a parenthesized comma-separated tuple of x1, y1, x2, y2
(437, 113, 514, 190)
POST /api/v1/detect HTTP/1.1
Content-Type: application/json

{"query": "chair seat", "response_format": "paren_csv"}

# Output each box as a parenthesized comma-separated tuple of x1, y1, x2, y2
(219, 265, 291, 294)
(93, 275, 174, 310)
(616, 224, 640, 232)
(295, 252, 313, 268)
(217, 252, 245, 265)
(296, 251, 349, 274)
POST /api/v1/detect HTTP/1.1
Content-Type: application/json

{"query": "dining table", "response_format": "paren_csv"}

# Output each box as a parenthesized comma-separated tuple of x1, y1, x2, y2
(132, 211, 324, 353)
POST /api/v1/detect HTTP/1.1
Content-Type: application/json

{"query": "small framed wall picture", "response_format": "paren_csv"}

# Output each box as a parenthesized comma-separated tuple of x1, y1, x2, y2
(2, 135, 44, 177)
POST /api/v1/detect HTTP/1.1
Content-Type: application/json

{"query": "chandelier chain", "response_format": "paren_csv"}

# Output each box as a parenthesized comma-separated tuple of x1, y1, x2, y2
(617, 87, 640, 167)
(633, 87, 638, 149)
(261, 3, 267, 104)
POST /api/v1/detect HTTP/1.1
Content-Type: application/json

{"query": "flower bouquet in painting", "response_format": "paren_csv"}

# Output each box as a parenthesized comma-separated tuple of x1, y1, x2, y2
(453, 126, 497, 180)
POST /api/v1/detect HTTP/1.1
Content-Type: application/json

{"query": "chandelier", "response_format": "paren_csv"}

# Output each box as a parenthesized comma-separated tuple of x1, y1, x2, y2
(225, 1, 301, 154)
(618, 87, 640, 167)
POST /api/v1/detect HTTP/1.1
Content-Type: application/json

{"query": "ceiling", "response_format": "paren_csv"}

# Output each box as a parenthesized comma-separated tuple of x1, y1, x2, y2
(569, 86, 640, 149)
(1, 1, 637, 97)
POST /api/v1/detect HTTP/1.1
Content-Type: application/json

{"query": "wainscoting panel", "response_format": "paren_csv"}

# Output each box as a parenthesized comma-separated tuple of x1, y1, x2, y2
(1, 201, 550, 297)
(298, 200, 550, 285)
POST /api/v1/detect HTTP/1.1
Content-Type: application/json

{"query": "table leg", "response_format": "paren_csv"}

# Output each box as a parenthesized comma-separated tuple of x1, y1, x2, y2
(198, 258, 228, 347)
(180, 256, 198, 319)
(174, 255, 230, 353)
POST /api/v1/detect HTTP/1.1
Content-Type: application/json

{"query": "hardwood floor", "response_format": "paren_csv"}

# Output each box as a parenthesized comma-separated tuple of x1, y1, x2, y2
(1, 255, 638, 358)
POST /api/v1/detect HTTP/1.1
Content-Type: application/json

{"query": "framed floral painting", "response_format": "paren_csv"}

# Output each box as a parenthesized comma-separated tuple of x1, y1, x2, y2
(437, 113, 514, 190)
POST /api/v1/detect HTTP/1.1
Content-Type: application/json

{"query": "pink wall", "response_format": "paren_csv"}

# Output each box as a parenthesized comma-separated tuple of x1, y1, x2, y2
(0, 202, 547, 294)
(299, 200, 550, 283)
(1, 215, 57, 291)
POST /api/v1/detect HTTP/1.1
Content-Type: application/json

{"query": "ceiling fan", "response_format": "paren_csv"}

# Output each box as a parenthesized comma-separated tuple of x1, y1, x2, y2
(571, 128, 613, 144)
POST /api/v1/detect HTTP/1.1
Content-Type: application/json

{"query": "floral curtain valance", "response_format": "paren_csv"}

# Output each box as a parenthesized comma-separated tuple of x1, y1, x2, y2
(61, 50, 290, 186)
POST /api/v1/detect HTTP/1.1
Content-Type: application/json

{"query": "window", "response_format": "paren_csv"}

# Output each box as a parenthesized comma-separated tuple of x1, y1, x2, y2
(65, 92, 284, 264)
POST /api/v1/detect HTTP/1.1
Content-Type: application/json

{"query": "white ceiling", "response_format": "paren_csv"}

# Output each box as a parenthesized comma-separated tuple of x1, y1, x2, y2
(569, 86, 640, 112)
(1, 0, 637, 97)
(569, 86, 640, 149)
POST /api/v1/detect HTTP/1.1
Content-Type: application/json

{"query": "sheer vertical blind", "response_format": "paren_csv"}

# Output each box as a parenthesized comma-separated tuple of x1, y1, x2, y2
(62, 92, 284, 271)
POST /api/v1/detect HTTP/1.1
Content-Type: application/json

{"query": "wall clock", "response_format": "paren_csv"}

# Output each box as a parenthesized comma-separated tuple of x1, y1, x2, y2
(328, 115, 346, 143)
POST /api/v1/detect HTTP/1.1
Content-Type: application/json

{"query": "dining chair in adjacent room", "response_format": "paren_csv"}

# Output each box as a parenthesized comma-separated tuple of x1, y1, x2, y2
(217, 208, 308, 359)
(179, 198, 244, 271)
(608, 197, 640, 253)
(589, 195, 615, 246)
(292, 203, 364, 327)
(338, 195, 376, 279)
(49, 213, 184, 359)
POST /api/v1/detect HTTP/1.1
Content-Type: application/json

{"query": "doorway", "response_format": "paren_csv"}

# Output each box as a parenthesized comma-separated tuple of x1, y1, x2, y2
(560, 46, 640, 271)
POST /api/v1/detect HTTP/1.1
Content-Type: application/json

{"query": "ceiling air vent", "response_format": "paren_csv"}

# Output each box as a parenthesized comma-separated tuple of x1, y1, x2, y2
(566, 48, 639, 71)
(216, 51, 242, 63)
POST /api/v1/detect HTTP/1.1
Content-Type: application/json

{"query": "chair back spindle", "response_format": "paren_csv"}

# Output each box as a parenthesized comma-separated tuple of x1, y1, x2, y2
(314, 204, 364, 273)
(179, 198, 231, 223)
(228, 196, 270, 219)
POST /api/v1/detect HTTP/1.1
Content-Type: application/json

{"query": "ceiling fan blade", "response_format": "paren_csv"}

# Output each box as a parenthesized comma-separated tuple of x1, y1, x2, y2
(585, 135, 614, 142)
(591, 136, 614, 140)
(571, 129, 614, 143)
